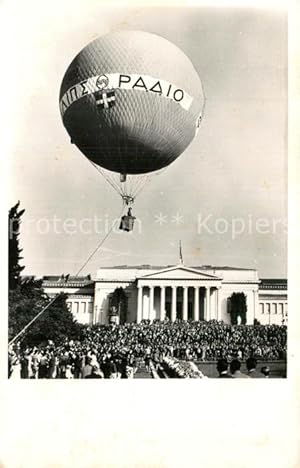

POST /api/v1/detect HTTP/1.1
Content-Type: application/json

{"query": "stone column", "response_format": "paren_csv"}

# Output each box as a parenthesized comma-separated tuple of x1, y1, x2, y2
(160, 286, 166, 321)
(253, 289, 259, 325)
(137, 286, 143, 323)
(171, 286, 177, 322)
(215, 288, 219, 321)
(93, 305, 98, 325)
(183, 286, 188, 321)
(149, 286, 154, 321)
(210, 287, 216, 320)
(217, 288, 222, 322)
(205, 286, 211, 321)
(194, 286, 199, 321)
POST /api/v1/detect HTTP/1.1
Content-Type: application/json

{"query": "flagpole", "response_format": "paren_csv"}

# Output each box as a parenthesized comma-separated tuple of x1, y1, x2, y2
(179, 240, 183, 265)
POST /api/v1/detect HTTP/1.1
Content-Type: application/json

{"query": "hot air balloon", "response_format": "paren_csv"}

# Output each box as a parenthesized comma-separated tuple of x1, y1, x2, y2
(59, 30, 205, 230)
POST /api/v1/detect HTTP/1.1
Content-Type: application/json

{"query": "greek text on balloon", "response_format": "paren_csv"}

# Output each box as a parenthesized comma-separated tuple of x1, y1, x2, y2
(59, 73, 194, 116)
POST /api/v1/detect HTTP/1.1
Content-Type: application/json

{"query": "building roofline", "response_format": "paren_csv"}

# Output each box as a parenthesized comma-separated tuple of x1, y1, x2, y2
(139, 265, 223, 280)
(97, 265, 257, 271)
(260, 278, 288, 282)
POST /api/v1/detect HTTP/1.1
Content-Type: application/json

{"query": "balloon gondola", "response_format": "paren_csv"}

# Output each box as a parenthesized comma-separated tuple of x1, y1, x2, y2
(59, 30, 205, 231)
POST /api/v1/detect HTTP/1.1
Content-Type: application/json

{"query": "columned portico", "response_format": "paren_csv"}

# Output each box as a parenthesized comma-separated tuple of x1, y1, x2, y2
(137, 265, 223, 323)
(137, 284, 215, 322)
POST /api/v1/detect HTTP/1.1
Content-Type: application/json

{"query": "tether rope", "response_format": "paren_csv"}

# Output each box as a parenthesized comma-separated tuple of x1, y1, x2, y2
(9, 294, 62, 346)
(74, 204, 124, 277)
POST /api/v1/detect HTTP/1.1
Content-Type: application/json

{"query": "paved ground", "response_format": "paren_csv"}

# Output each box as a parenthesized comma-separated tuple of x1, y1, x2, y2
(134, 363, 152, 379)
(195, 360, 287, 378)
(135, 360, 286, 378)
(133, 360, 286, 378)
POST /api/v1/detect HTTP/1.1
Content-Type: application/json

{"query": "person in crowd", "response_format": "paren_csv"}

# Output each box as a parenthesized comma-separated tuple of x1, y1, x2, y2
(20, 349, 33, 379)
(48, 354, 59, 379)
(261, 366, 270, 378)
(217, 358, 232, 378)
(9, 356, 21, 379)
(122, 359, 134, 379)
(246, 357, 264, 378)
(230, 359, 249, 378)
(144, 350, 151, 372)
(85, 364, 104, 379)
(107, 357, 118, 379)
(38, 351, 49, 379)
(80, 356, 93, 379)
(65, 364, 74, 379)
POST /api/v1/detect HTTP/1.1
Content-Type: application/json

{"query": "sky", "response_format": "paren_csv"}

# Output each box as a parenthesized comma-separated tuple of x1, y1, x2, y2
(8, 2, 287, 278)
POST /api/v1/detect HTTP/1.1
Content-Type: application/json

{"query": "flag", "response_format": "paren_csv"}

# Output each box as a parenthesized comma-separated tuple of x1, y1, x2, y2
(179, 240, 183, 264)
(95, 90, 116, 109)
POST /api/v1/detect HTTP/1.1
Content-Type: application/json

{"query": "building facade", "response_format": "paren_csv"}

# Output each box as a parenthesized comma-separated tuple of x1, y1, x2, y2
(42, 265, 288, 326)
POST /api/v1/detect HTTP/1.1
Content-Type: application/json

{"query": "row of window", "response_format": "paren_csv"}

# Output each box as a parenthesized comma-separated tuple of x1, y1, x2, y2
(259, 302, 287, 315)
(67, 301, 93, 314)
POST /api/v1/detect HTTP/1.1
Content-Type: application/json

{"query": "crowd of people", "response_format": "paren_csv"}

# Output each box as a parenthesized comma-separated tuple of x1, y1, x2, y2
(8, 320, 287, 379)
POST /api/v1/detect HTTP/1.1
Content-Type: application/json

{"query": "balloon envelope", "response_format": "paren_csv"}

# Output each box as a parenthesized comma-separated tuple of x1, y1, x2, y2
(60, 30, 204, 175)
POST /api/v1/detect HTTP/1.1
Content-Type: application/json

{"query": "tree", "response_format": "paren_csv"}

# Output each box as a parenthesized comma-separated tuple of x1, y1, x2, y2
(9, 281, 83, 347)
(9, 278, 48, 341)
(110, 287, 128, 324)
(8, 202, 83, 347)
(20, 293, 82, 347)
(228, 292, 247, 325)
(9, 282, 83, 347)
(9, 201, 25, 290)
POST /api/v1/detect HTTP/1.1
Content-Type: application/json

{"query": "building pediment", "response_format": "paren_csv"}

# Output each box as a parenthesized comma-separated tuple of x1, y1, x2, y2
(138, 265, 222, 281)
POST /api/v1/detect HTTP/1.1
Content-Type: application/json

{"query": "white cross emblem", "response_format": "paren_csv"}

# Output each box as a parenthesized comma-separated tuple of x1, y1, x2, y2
(95, 91, 116, 109)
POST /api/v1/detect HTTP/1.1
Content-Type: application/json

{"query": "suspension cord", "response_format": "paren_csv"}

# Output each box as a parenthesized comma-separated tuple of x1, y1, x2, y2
(88, 159, 123, 196)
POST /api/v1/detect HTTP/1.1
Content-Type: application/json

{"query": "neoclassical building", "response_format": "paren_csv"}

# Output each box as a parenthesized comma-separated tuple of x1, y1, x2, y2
(42, 264, 288, 326)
